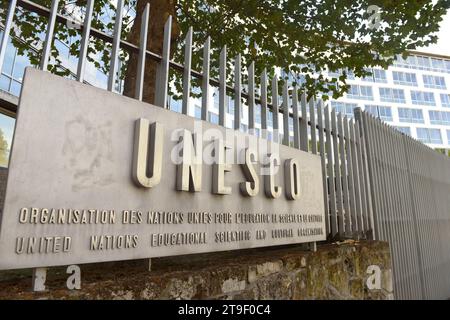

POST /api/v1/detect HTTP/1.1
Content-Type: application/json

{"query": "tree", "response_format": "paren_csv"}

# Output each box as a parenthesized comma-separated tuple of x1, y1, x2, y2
(0, 128, 9, 167)
(3, 0, 450, 104)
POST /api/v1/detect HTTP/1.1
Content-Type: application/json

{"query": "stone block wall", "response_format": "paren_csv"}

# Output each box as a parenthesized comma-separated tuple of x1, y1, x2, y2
(0, 241, 393, 300)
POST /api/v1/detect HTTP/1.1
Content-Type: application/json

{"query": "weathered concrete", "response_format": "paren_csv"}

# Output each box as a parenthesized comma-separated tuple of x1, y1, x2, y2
(1, 67, 326, 270)
(0, 241, 393, 300)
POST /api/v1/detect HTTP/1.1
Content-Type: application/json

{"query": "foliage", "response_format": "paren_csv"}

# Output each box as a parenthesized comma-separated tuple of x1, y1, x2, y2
(2, 0, 450, 100)
(0, 128, 9, 167)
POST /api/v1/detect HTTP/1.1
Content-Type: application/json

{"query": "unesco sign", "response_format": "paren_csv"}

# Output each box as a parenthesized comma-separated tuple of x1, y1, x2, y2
(0, 68, 325, 269)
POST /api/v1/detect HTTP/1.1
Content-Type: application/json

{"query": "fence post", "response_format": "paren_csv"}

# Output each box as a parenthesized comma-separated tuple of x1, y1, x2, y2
(354, 107, 376, 240)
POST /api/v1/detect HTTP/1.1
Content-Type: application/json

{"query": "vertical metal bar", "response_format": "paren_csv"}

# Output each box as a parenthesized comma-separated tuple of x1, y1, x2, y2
(395, 124, 419, 299)
(135, 3, 150, 100)
(355, 109, 378, 240)
(76, 0, 95, 83)
(399, 129, 421, 299)
(379, 121, 406, 298)
(317, 101, 330, 237)
(292, 87, 300, 149)
(107, 0, 124, 91)
(310, 98, 317, 154)
(332, 109, 344, 237)
(201, 36, 211, 121)
(260, 69, 268, 135)
(234, 54, 241, 130)
(272, 75, 279, 142)
(366, 113, 386, 241)
(219, 46, 227, 126)
(0, 0, 17, 73)
(354, 123, 366, 234)
(325, 105, 337, 237)
(40, 0, 60, 71)
(154, 16, 172, 107)
(360, 124, 374, 238)
(299, 94, 309, 152)
(181, 27, 193, 114)
(248, 62, 255, 131)
(405, 137, 426, 298)
(395, 125, 420, 299)
(344, 117, 357, 236)
(338, 114, 351, 236)
(349, 121, 363, 236)
(282, 82, 290, 146)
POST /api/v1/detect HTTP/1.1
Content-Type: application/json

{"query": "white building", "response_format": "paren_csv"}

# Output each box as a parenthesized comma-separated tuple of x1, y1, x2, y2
(328, 51, 450, 151)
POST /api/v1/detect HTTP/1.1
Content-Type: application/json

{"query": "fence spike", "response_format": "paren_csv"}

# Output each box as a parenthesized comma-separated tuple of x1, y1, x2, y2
(234, 54, 241, 130)
(282, 82, 290, 146)
(154, 15, 172, 108)
(201, 36, 211, 121)
(292, 86, 300, 149)
(40, 0, 60, 71)
(135, 3, 150, 100)
(248, 62, 255, 131)
(271, 75, 279, 142)
(219, 46, 227, 126)
(299, 93, 309, 152)
(260, 68, 268, 136)
(310, 97, 317, 154)
(182, 27, 193, 114)
(0, 0, 18, 73)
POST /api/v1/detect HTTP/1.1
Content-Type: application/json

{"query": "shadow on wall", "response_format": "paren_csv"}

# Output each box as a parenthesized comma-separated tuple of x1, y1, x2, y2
(0, 167, 7, 212)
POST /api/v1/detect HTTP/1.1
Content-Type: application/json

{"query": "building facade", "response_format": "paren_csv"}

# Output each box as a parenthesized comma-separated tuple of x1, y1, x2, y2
(328, 52, 450, 151)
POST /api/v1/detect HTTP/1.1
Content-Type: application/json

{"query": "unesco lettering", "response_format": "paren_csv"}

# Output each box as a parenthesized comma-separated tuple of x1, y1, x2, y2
(132, 119, 301, 200)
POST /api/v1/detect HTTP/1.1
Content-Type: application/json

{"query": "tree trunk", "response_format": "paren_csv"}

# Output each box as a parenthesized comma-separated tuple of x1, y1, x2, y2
(123, 0, 179, 104)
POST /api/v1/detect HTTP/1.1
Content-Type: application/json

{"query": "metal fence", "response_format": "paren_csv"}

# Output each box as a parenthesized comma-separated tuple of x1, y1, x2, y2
(1, 0, 450, 300)
(356, 110, 450, 300)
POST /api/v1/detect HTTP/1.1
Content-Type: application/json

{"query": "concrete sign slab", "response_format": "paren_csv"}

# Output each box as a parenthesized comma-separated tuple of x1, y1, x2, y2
(0, 68, 325, 269)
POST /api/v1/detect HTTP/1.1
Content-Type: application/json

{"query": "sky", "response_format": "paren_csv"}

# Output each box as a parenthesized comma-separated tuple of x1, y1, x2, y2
(418, 10, 450, 56)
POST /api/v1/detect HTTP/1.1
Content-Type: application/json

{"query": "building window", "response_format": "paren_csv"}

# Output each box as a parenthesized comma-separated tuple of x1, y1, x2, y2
(440, 94, 450, 108)
(393, 54, 450, 74)
(169, 96, 182, 113)
(364, 105, 393, 121)
(392, 71, 417, 86)
(423, 75, 447, 89)
(208, 111, 219, 124)
(447, 130, 450, 145)
(395, 126, 411, 136)
(362, 69, 387, 83)
(398, 108, 424, 123)
(429, 111, 450, 126)
(227, 97, 234, 114)
(347, 85, 373, 100)
(194, 105, 202, 119)
(416, 128, 443, 144)
(268, 111, 274, 128)
(0, 32, 32, 96)
(328, 68, 355, 80)
(331, 101, 358, 117)
(255, 104, 262, 125)
(379, 87, 406, 103)
(410, 90, 436, 106)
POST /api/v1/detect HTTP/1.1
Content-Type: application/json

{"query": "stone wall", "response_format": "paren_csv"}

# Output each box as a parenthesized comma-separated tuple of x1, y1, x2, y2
(0, 241, 393, 300)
